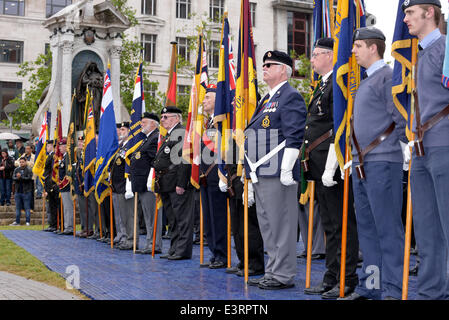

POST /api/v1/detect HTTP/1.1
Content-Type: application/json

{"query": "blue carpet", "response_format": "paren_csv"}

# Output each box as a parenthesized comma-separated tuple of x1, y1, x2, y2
(0, 230, 418, 300)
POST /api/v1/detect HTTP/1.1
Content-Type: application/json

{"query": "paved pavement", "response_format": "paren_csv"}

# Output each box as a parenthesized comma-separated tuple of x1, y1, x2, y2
(0, 230, 419, 300)
(0, 271, 80, 300)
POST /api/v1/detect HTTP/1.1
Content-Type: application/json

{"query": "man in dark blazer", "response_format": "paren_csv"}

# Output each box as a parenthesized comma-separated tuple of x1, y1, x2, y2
(153, 106, 194, 260)
(244, 50, 307, 289)
(302, 38, 359, 299)
(43, 141, 59, 232)
(129, 112, 161, 253)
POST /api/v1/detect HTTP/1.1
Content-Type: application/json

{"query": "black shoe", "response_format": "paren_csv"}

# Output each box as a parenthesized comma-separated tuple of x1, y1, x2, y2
(118, 243, 133, 250)
(209, 261, 226, 269)
(162, 234, 171, 239)
(304, 282, 335, 295)
(88, 234, 99, 240)
(167, 255, 189, 260)
(247, 277, 267, 287)
(236, 268, 264, 277)
(160, 253, 172, 259)
(311, 254, 326, 260)
(258, 278, 294, 290)
(226, 266, 241, 274)
(337, 292, 368, 300)
(321, 285, 355, 300)
(297, 251, 306, 259)
(62, 230, 73, 235)
(54, 230, 63, 235)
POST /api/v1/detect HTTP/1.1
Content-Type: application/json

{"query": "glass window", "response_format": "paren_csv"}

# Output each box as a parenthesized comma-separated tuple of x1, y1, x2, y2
(209, 0, 224, 23)
(250, 2, 256, 27)
(0, 81, 22, 121)
(176, 37, 190, 62)
(0, 0, 25, 16)
(176, 0, 190, 19)
(177, 85, 190, 97)
(141, 0, 156, 15)
(46, 0, 71, 18)
(0, 40, 23, 64)
(142, 34, 157, 63)
(208, 40, 220, 69)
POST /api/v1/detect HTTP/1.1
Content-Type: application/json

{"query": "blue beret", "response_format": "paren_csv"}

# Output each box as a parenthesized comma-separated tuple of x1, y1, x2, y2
(353, 27, 386, 42)
(402, 0, 441, 11)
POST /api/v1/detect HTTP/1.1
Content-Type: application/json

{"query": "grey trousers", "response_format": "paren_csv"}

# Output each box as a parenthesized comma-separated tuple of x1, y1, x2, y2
(298, 200, 326, 255)
(138, 191, 162, 251)
(112, 193, 127, 243)
(253, 177, 299, 285)
(61, 191, 74, 232)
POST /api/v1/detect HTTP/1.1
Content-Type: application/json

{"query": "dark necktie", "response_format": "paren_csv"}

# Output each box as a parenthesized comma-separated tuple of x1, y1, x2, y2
(418, 44, 423, 51)
(362, 71, 368, 80)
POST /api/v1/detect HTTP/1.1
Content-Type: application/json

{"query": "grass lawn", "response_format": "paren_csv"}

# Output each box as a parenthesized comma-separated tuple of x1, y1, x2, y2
(0, 225, 88, 300)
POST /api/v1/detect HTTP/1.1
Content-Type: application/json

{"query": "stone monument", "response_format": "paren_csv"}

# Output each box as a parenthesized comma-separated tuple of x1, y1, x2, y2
(32, 0, 130, 136)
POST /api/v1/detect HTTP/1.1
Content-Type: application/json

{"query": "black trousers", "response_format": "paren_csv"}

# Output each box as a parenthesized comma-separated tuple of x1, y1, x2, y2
(46, 190, 59, 229)
(316, 177, 359, 287)
(160, 189, 195, 258)
(228, 180, 265, 272)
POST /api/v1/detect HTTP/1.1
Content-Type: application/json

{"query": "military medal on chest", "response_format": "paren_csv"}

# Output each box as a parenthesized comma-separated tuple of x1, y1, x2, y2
(164, 146, 171, 154)
(135, 151, 141, 159)
(261, 115, 270, 128)
(116, 157, 122, 165)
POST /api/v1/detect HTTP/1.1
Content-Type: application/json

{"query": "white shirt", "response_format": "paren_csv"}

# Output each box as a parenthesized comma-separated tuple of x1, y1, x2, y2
(268, 80, 288, 100)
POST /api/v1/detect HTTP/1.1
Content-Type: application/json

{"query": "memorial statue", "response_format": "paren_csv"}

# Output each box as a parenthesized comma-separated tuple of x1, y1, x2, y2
(76, 61, 103, 130)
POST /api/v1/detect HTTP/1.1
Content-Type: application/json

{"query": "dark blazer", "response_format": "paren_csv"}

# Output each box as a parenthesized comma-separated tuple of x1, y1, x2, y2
(200, 116, 220, 186)
(111, 142, 128, 194)
(43, 151, 58, 194)
(303, 74, 336, 181)
(13, 165, 34, 194)
(130, 129, 159, 193)
(152, 122, 191, 193)
(244, 81, 307, 181)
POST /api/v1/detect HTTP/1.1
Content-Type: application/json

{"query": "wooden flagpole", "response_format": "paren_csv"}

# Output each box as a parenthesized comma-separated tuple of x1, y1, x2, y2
(60, 197, 64, 232)
(199, 192, 208, 267)
(73, 199, 76, 237)
(305, 181, 316, 289)
(227, 198, 231, 268)
(110, 190, 113, 248)
(133, 192, 138, 253)
(98, 203, 102, 238)
(244, 178, 249, 283)
(41, 193, 46, 230)
(151, 194, 159, 258)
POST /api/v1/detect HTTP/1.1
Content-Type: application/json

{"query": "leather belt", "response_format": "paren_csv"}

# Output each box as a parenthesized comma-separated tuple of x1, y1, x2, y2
(200, 163, 216, 187)
(351, 118, 395, 180)
(300, 129, 333, 172)
(413, 89, 449, 156)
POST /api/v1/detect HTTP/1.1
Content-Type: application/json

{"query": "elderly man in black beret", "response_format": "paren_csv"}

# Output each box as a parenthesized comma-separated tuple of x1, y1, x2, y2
(127, 112, 162, 253)
(302, 38, 359, 299)
(244, 50, 307, 289)
(153, 106, 195, 260)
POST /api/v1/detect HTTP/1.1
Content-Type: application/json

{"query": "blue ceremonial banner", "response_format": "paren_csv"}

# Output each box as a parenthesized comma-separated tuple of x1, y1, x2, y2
(392, 0, 417, 141)
(94, 66, 119, 203)
(442, 1, 449, 88)
(333, 0, 366, 168)
(125, 61, 146, 175)
(83, 101, 96, 197)
(214, 14, 236, 182)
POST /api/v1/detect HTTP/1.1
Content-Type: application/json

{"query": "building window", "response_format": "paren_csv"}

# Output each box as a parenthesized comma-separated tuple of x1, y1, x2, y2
(0, 0, 25, 16)
(0, 81, 22, 121)
(142, 34, 157, 63)
(147, 82, 157, 98)
(176, 37, 190, 62)
(250, 2, 256, 27)
(287, 11, 310, 58)
(141, 0, 156, 15)
(177, 85, 190, 97)
(0, 40, 23, 64)
(176, 0, 190, 19)
(46, 0, 72, 18)
(209, 0, 224, 23)
(208, 40, 219, 69)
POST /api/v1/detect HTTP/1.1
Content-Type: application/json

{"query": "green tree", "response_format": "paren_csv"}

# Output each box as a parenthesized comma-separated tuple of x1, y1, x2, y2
(288, 51, 313, 103)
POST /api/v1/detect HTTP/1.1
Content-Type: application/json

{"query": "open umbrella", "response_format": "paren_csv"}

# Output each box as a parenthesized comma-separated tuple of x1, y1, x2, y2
(0, 132, 21, 140)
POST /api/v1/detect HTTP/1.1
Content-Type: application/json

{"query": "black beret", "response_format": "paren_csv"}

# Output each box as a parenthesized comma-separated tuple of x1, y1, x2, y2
(353, 27, 386, 42)
(160, 106, 182, 115)
(121, 121, 130, 129)
(314, 37, 334, 50)
(46, 140, 54, 144)
(77, 136, 84, 141)
(206, 84, 217, 93)
(402, 0, 441, 11)
(116, 123, 122, 129)
(142, 112, 160, 122)
(263, 50, 293, 69)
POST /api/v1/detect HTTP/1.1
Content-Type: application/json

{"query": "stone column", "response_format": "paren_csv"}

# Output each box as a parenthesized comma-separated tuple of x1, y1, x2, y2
(60, 36, 74, 135)
(109, 41, 122, 123)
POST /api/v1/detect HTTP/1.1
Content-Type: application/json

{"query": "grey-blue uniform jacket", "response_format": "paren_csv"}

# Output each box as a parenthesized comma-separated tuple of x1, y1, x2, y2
(352, 63, 407, 163)
(244, 81, 307, 181)
(416, 30, 449, 147)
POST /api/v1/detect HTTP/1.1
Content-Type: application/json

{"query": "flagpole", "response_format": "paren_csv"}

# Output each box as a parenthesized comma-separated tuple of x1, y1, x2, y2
(227, 198, 231, 269)
(151, 194, 159, 258)
(200, 193, 208, 267)
(110, 189, 113, 248)
(73, 199, 76, 237)
(402, 38, 418, 300)
(42, 193, 46, 230)
(60, 196, 64, 232)
(133, 192, 138, 253)
(98, 203, 103, 238)
(305, 181, 316, 289)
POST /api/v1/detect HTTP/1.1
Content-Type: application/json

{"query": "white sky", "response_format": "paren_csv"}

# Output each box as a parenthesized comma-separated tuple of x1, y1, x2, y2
(364, 0, 449, 63)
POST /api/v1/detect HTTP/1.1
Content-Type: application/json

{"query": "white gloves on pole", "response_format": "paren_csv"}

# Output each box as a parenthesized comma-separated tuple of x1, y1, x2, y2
(280, 148, 299, 186)
(219, 178, 228, 193)
(401, 141, 414, 171)
(321, 143, 339, 187)
(242, 180, 255, 207)
(125, 178, 134, 199)
(146, 170, 153, 192)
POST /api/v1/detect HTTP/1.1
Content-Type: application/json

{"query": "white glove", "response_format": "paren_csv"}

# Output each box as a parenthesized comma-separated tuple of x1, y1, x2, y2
(401, 141, 414, 171)
(280, 148, 299, 186)
(341, 160, 353, 180)
(321, 144, 339, 187)
(125, 178, 134, 199)
(146, 171, 152, 192)
(242, 181, 255, 207)
(219, 178, 228, 193)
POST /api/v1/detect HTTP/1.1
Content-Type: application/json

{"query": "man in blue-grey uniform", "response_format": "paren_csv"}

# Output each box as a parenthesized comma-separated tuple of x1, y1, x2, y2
(340, 27, 407, 300)
(403, 0, 449, 300)
(244, 50, 307, 290)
